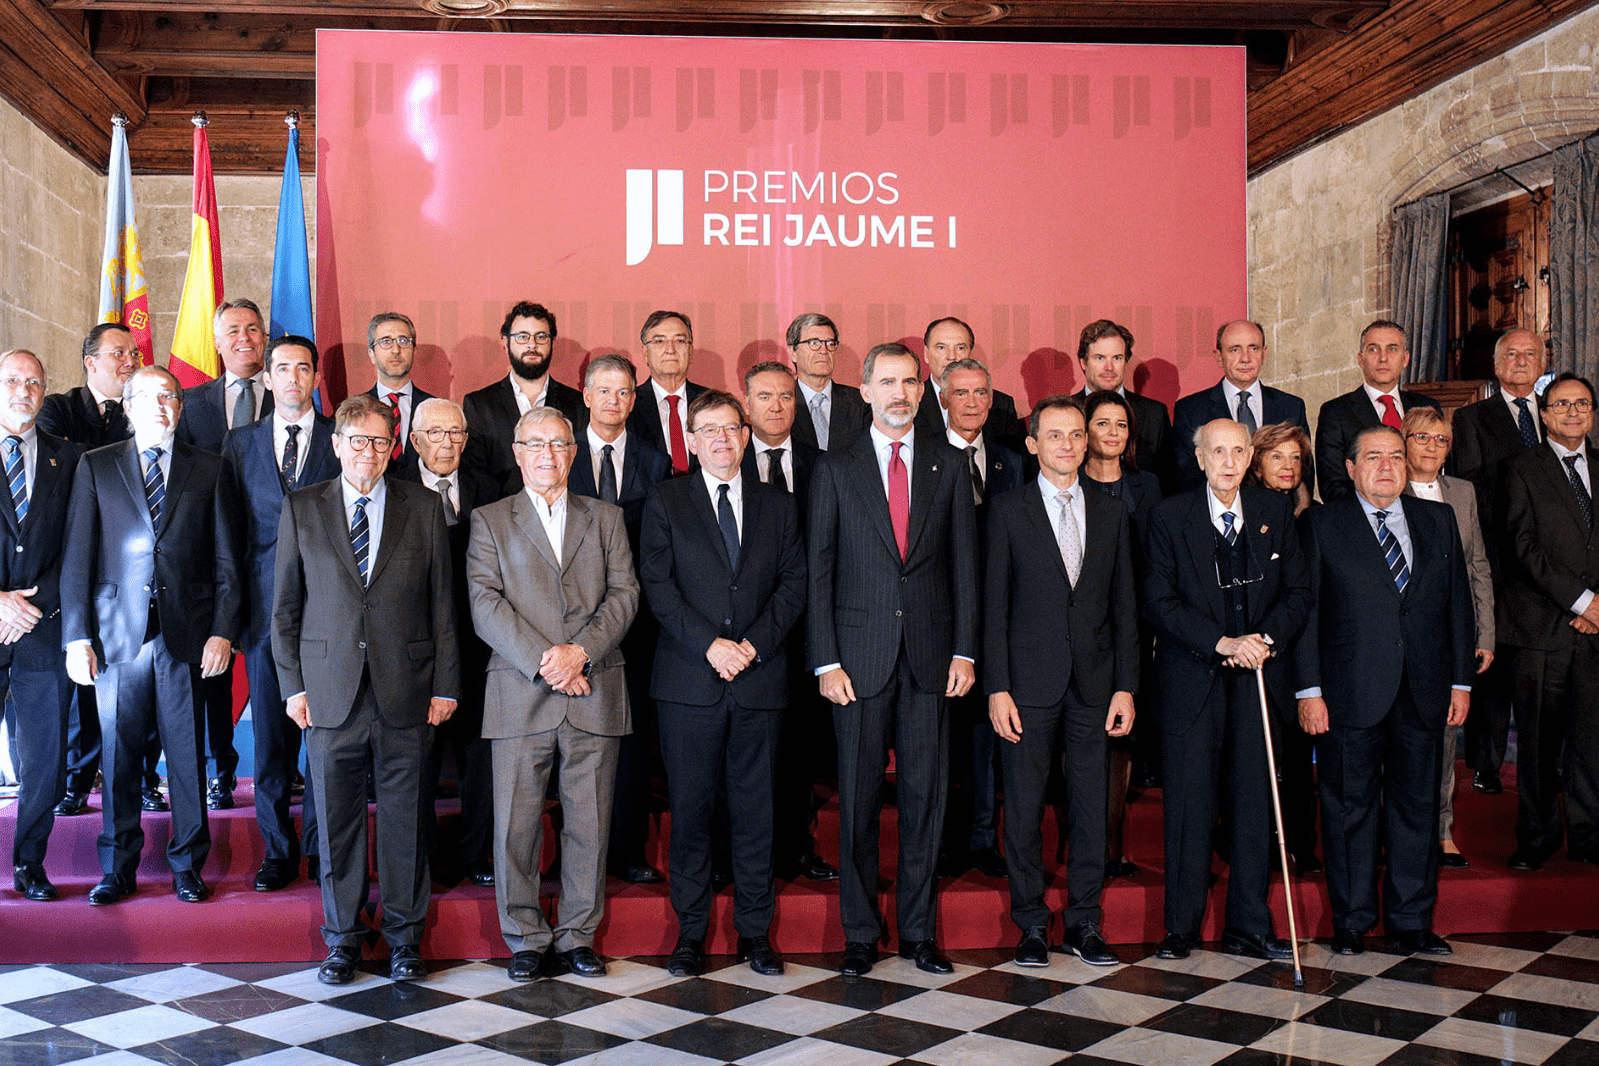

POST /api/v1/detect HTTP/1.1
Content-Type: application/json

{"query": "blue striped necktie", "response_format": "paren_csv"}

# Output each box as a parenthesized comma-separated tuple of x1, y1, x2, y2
(351, 496, 371, 584)
(5, 435, 26, 525)
(1375, 509, 1409, 592)
(142, 446, 165, 527)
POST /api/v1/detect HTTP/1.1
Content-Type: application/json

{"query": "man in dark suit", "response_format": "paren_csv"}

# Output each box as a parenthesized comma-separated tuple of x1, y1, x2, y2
(362, 312, 435, 483)
(463, 301, 588, 496)
(1314, 320, 1442, 502)
(62, 366, 241, 907)
(786, 313, 870, 453)
(1448, 327, 1546, 793)
(219, 335, 340, 892)
(640, 390, 806, 977)
(273, 393, 459, 984)
(1296, 424, 1474, 956)
(986, 395, 1137, 966)
(468, 407, 638, 982)
(938, 357, 1023, 879)
(627, 310, 708, 476)
(1144, 419, 1313, 960)
(1077, 319, 1176, 493)
(567, 353, 671, 884)
(2, 350, 85, 901)
(915, 317, 1024, 452)
(1173, 320, 1313, 495)
(808, 342, 979, 976)
(1498, 373, 1599, 869)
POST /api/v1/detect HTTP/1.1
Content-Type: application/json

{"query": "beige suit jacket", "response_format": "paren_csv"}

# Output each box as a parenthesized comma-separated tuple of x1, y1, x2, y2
(1407, 472, 1495, 650)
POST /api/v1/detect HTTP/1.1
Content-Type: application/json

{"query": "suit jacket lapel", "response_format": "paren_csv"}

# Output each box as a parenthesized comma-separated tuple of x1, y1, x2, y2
(115, 441, 156, 535)
(1340, 497, 1401, 600)
(1537, 445, 1593, 537)
(1182, 492, 1227, 620)
(1023, 484, 1071, 586)
(1394, 495, 1432, 595)
(561, 494, 595, 576)
(905, 437, 938, 557)
(846, 435, 899, 559)
(511, 490, 559, 570)
(688, 479, 735, 574)
(366, 487, 408, 586)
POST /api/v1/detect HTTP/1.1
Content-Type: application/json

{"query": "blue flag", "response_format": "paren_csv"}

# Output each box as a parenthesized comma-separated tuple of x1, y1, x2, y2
(270, 123, 317, 402)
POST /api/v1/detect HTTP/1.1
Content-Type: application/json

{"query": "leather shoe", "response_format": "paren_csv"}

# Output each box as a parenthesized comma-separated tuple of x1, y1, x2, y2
(54, 791, 89, 816)
(609, 860, 664, 884)
(206, 778, 235, 811)
(389, 945, 426, 981)
(1156, 932, 1197, 960)
(969, 846, 1009, 878)
(507, 950, 544, 982)
(173, 871, 210, 903)
(1392, 930, 1451, 956)
(840, 941, 877, 976)
(712, 868, 733, 890)
(898, 939, 953, 975)
(738, 935, 784, 976)
(796, 852, 838, 882)
(89, 873, 135, 906)
(1014, 925, 1050, 967)
(141, 788, 168, 812)
(1437, 849, 1470, 869)
(1104, 858, 1139, 881)
(667, 937, 705, 977)
(1062, 921, 1120, 966)
(1472, 769, 1503, 794)
(1221, 929, 1292, 960)
(1508, 849, 1544, 871)
(1331, 929, 1365, 956)
(255, 858, 298, 892)
(14, 863, 57, 901)
(318, 945, 359, 985)
(466, 868, 495, 887)
(559, 946, 607, 977)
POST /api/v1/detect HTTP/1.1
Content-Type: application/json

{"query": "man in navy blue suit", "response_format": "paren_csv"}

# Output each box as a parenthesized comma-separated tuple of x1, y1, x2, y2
(363, 312, 437, 483)
(1313, 321, 1441, 502)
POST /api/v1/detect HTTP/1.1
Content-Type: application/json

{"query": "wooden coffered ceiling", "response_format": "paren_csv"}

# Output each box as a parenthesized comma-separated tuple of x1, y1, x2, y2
(3, 0, 1595, 177)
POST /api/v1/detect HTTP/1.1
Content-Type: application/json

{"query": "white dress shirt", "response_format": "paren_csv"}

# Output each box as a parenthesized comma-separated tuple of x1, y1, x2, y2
(224, 371, 267, 426)
(1206, 487, 1246, 538)
(1221, 379, 1264, 423)
(1549, 439, 1596, 615)
(587, 425, 627, 488)
(1038, 472, 1087, 559)
(340, 475, 386, 585)
(1500, 386, 1541, 439)
(701, 469, 744, 539)
(1362, 382, 1405, 421)
(379, 381, 416, 443)
(510, 374, 548, 417)
(526, 487, 568, 564)
(753, 436, 794, 489)
(650, 379, 689, 443)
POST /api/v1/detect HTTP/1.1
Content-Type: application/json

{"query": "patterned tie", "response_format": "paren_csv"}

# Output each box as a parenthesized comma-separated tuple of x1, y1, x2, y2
(437, 478, 458, 526)
(1563, 455, 1593, 528)
(1515, 397, 1539, 450)
(1378, 394, 1401, 430)
(598, 443, 618, 503)
(1236, 392, 1257, 434)
(101, 399, 126, 437)
(142, 446, 165, 527)
(1222, 510, 1237, 545)
(351, 496, 371, 584)
(231, 378, 255, 429)
(1375, 509, 1409, 593)
(966, 445, 984, 505)
(666, 394, 688, 475)
(4, 436, 25, 525)
(1056, 489, 1082, 585)
(280, 424, 300, 492)
(716, 483, 740, 571)
(766, 448, 788, 493)
(888, 441, 909, 560)
(387, 393, 404, 457)
(810, 393, 830, 450)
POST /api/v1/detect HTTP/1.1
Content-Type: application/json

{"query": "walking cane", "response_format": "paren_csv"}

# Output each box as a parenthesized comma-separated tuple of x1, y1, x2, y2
(1254, 663, 1305, 987)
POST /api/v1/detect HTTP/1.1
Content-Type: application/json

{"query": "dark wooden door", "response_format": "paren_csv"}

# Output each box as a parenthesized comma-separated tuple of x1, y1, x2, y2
(1447, 191, 1549, 380)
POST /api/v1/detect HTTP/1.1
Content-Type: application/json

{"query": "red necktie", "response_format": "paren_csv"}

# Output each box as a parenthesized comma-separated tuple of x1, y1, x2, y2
(666, 394, 689, 475)
(889, 440, 909, 560)
(1378, 394, 1401, 430)
(387, 392, 404, 456)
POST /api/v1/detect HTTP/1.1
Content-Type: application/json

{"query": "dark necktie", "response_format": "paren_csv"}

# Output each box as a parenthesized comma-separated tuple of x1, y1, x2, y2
(351, 495, 371, 584)
(1375, 509, 1409, 592)
(965, 445, 984, 505)
(387, 392, 403, 456)
(232, 378, 255, 429)
(599, 443, 618, 503)
(142, 446, 165, 527)
(1564, 454, 1593, 528)
(1222, 510, 1237, 546)
(101, 399, 126, 437)
(1515, 397, 1539, 450)
(1236, 391, 1257, 434)
(666, 394, 688, 475)
(5, 436, 25, 526)
(437, 478, 458, 526)
(716, 483, 740, 571)
(888, 441, 909, 560)
(1378, 394, 1401, 430)
(766, 448, 788, 493)
(280, 424, 300, 492)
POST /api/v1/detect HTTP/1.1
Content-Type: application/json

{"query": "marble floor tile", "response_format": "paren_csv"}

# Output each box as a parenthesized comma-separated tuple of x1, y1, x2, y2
(1339, 975, 1483, 1017)
(734, 1035, 901, 1066)
(1187, 978, 1330, 1020)
(62, 1003, 217, 1049)
(108, 964, 244, 1003)
(716, 991, 867, 1035)
(1414, 1015, 1571, 1064)
(0, 965, 94, 1004)
(229, 1002, 382, 1044)
(1078, 1024, 1242, 1065)
(913, 1031, 1071, 1066)
(1250, 1021, 1408, 1066)
(557, 996, 705, 1039)
(1035, 983, 1178, 1026)
(392, 999, 548, 1041)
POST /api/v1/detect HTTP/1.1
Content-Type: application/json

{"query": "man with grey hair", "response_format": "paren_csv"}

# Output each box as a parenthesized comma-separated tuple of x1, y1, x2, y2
(786, 312, 869, 453)
(469, 406, 639, 980)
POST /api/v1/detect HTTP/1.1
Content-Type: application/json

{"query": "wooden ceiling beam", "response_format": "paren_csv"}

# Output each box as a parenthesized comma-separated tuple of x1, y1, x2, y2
(133, 98, 316, 174)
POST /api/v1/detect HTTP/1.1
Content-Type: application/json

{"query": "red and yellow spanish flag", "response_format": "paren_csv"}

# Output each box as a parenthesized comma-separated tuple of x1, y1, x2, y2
(168, 114, 224, 387)
(98, 114, 153, 364)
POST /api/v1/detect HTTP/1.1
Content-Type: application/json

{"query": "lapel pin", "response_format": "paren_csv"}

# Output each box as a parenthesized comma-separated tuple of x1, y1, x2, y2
(1259, 524, 1269, 534)
(931, 464, 938, 472)
(48, 459, 57, 467)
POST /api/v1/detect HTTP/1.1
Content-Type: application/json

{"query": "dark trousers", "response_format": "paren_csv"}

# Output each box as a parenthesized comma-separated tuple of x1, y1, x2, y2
(1509, 642, 1599, 857)
(773, 654, 835, 865)
(834, 652, 948, 945)
(658, 693, 780, 939)
(7, 634, 74, 866)
(1318, 686, 1443, 935)
(306, 674, 432, 950)
(608, 622, 658, 869)
(244, 636, 318, 864)
(944, 692, 1000, 855)
(1279, 716, 1319, 859)
(1160, 672, 1277, 938)
(201, 662, 237, 783)
(66, 683, 161, 795)
(95, 632, 210, 879)
(1465, 645, 1515, 777)
(1002, 681, 1107, 932)
(423, 703, 493, 874)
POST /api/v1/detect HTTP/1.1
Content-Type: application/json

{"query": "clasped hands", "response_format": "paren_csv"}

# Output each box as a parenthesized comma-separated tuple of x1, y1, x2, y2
(1216, 632, 1273, 670)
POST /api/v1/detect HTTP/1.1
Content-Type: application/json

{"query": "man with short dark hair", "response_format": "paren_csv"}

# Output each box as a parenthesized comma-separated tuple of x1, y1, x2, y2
(363, 311, 435, 480)
(785, 313, 869, 453)
(628, 310, 708, 476)
(1076, 319, 1176, 492)
(915, 317, 1024, 451)
(1313, 320, 1441, 502)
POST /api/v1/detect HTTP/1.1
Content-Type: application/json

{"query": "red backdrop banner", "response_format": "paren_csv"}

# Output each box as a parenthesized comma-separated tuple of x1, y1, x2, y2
(315, 31, 1245, 413)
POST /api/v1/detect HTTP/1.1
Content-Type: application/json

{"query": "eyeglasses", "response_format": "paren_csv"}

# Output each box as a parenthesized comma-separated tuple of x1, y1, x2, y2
(372, 336, 414, 351)
(340, 433, 393, 452)
(508, 332, 553, 346)
(644, 335, 690, 350)
(1405, 432, 1452, 445)
(1548, 399, 1594, 413)
(794, 338, 839, 353)
(418, 427, 467, 443)
(91, 348, 138, 362)
(693, 423, 744, 439)
(515, 439, 573, 453)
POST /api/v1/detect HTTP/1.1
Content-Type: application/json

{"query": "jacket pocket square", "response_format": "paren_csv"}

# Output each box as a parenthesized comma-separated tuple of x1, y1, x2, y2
(1271, 552, 1281, 560)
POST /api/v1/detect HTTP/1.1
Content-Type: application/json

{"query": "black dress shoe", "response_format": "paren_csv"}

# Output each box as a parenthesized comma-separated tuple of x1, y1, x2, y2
(1062, 921, 1120, 966)
(173, 871, 210, 903)
(609, 861, 664, 884)
(1292, 853, 1325, 875)
(89, 873, 135, 906)
(206, 778, 235, 811)
(14, 863, 57, 901)
(466, 869, 495, 887)
(936, 848, 971, 878)
(1472, 769, 1503, 795)
(306, 856, 321, 883)
(667, 937, 705, 977)
(898, 939, 953, 974)
(255, 858, 298, 892)
(1508, 849, 1544, 871)
(389, 945, 426, 981)
(1156, 932, 1196, 960)
(969, 846, 1009, 878)
(507, 950, 544, 982)
(54, 791, 89, 816)
(1014, 925, 1050, 967)
(738, 935, 784, 976)
(797, 852, 838, 882)
(1437, 849, 1470, 869)
(559, 946, 607, 977)
(1221, 929, 1293, 960)
(1391, 930, 1451, 956)
(141, 788, 169, 812)
(712, 868, 734, 890)
(840, 941, 877, 976)
(1331, 929, 1365, 956)
(1104, 858, 1140, 881)
(318, 945, 359, 985)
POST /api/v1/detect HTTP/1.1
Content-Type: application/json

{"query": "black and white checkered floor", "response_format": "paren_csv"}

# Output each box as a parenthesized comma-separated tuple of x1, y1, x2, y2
(4, 932, 1599, 1066)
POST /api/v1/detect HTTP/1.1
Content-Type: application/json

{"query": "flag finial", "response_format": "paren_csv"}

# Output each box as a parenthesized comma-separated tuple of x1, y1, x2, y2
(111, 111, 129, 129)
(286, 110, 300, 130)
(191, 110, 208, 129)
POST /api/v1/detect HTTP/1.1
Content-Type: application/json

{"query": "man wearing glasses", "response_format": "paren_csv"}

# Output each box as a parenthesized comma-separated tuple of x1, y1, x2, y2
(467, 408, 638, 981)
(786, 312, 869, 453)
(273, 393, 459, 984)
(1143, 418, 1311, 961)
(362, 312, 436, 481)
(628, 310, 707, 476)
(463, 302, 588, 497)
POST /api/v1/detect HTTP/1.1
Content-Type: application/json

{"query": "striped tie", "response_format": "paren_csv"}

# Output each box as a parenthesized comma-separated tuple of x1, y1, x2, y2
(5, 436, 25, 525)
(142, 446, 165, 527)
(351, 495, 371, 584)
(1375, 509, 1409, 593)
(1222, 511, 1237, 545)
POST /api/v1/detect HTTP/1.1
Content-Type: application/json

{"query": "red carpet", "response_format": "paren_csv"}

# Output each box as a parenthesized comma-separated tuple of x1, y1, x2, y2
(2, 764, 1594, 963)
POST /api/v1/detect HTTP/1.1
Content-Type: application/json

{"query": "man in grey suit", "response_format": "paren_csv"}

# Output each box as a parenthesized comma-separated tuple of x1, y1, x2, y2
(468, 407, 639, 982)
(273, 393, 460, 985)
